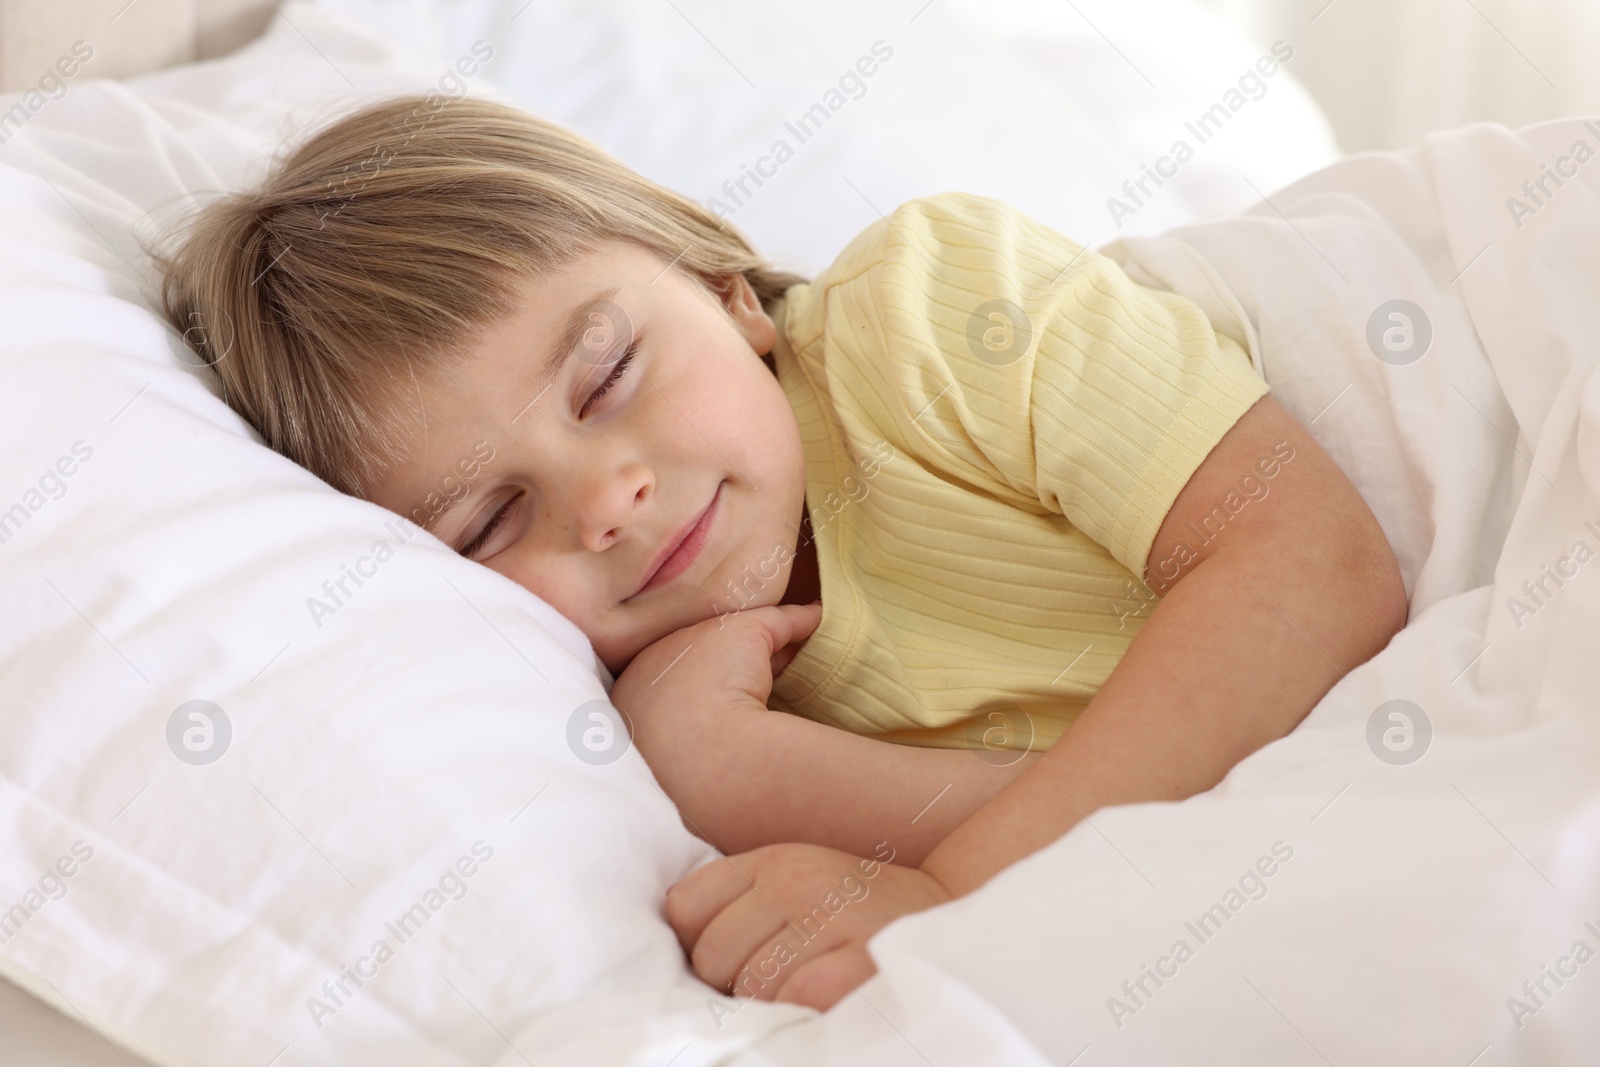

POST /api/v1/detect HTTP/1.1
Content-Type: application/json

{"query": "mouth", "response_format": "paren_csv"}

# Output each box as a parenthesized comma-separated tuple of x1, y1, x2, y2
(630, 482, 722, 600)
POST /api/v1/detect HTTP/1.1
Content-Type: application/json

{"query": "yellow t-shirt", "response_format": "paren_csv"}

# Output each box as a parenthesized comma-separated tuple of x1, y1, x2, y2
(763, 192, 1271, 753)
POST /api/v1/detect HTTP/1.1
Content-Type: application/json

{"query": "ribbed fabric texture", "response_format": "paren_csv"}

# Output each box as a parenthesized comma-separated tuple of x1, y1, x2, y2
(765, 193, 1271, 751)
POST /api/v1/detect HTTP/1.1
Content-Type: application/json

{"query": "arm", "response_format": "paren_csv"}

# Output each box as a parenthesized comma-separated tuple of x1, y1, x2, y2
(611, 600, 1041, 869)
(921, 395, 1409, 897)
(663, 711, 1042, 869)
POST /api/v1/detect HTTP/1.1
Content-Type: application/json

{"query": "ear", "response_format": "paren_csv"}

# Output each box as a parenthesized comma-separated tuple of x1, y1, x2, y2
(711, 272, 777, 356)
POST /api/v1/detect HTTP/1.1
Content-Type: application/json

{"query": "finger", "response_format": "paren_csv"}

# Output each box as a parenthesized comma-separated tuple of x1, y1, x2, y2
(707, 602, 822, 691)
(750, 601, 823, 647)
(664, 853, 763, 953)
(758, 601, 822, 659)
(771, 639, 806, 678)
(691, 864, 863, 998)
(771, 944, 878, 1012)
(684, 878, 795, 995)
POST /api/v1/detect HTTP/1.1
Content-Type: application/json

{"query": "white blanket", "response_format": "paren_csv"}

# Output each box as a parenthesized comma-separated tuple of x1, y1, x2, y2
(722, 118, 1600, 1064)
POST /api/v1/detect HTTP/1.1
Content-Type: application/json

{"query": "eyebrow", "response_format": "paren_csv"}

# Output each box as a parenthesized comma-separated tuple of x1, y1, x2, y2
(413, 285, 624, 545)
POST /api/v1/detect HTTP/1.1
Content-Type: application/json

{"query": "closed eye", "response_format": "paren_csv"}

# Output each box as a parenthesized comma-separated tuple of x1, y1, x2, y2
(461, 495, 518, 559)
(580, 337, 639, 417)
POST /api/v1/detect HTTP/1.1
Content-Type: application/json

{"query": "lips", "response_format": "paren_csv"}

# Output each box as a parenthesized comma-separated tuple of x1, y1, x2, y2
(631, 483, 721, 599)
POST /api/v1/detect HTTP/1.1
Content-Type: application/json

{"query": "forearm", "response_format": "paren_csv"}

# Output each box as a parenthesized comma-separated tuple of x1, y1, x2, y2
(654, 708, 1041, 868)
(922, 530, 1407, 898)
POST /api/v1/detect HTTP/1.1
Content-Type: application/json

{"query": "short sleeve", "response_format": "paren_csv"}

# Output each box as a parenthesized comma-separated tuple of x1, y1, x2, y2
(824, 192, 1271, 578)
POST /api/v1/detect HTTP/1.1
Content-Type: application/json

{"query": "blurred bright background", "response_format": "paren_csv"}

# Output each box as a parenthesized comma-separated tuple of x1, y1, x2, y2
(1198, 0, 1600, 151)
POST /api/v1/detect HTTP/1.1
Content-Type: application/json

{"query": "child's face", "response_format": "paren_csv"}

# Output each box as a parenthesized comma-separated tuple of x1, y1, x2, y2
(368, 241, 808, 677)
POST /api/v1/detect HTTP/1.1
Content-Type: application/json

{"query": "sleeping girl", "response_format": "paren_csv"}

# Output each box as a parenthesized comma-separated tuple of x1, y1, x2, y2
(151, 93, 1408, 1013)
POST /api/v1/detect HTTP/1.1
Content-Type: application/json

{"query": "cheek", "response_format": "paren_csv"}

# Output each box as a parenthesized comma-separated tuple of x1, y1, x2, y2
(709, 363, 799, 463)
(663, 357, 742, 430)
(498, 559, 588, 619)
(519, 564, 633, 663)
(502, 555, 630, 638)
(644, 364, 771, 474)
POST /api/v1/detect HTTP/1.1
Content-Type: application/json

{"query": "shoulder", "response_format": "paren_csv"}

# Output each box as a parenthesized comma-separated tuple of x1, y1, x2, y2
(814, 192, 1041, 289)
(881, 190, 1020, 233)
(785, 193, 1061, 341)
(885, 190, 1026, 230)
(854, 192, 1034, 269)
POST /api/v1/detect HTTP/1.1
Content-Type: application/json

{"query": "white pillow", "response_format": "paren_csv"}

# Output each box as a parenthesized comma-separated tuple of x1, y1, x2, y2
(312, 0, 1341, 271)
(0, 7, 809, 1066)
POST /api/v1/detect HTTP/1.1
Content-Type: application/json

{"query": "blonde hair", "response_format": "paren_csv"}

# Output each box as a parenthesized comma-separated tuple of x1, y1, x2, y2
(145, 92, 808, 498)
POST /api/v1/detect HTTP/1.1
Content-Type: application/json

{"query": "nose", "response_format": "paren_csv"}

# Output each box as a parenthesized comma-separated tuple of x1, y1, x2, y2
(573, 460, 653, 552)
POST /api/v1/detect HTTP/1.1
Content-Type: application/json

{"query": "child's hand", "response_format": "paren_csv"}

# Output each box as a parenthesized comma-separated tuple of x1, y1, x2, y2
(609, 601, 822, 770)
(665, 842, 953, 1012)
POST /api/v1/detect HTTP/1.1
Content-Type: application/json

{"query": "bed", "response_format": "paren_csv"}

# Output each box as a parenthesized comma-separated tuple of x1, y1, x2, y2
(4, 2, 1596, 1064)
